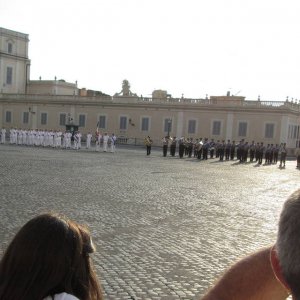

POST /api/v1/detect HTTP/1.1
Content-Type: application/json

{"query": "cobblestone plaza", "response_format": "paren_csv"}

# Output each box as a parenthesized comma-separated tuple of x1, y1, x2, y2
(0, 144, 299, 299)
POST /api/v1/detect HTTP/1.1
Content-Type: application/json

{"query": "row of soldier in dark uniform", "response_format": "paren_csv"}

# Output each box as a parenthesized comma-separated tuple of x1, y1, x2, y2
(162, 137, 287, 166)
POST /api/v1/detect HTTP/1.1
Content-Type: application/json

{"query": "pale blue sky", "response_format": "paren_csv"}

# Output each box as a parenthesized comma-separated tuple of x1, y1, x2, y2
(1, 0, 300, 100)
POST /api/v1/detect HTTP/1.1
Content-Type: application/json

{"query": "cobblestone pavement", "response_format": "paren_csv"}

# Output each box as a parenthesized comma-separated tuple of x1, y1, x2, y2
(0, 144, 299, 299)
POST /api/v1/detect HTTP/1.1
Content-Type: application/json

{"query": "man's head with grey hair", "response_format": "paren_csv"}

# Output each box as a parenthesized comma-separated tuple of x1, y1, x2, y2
(276, 189, 300, 298)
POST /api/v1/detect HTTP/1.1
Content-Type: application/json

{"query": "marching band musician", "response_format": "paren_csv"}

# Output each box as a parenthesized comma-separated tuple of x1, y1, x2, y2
(144, 136, 153, 156)
(162, 136, 168, 157)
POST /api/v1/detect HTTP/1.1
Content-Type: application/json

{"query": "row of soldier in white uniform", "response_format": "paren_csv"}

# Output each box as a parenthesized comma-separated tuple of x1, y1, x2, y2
(0, 128, 117, 152)
(162, 137, 287, 165)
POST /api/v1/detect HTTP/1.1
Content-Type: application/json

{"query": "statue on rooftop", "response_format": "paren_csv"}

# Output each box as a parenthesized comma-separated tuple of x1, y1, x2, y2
(114, 79, 137, 97)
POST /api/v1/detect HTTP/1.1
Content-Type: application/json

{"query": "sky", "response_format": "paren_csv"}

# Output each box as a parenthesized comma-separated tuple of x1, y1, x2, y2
(1, 0, 300, 100)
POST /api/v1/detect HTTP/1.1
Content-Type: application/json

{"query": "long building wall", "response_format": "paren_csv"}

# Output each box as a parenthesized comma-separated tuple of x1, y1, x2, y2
(0, 94, 300, 150)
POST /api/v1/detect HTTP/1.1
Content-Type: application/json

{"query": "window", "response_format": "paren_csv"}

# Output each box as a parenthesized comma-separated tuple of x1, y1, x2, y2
(8, 43, 12, 53)
(5, 111, 12, 123)
(265, 123, 274, 138)
(23, 112, 29, 124)
(78, 114, 86, 127)
(141, 117, 149, 131)
(164, 119, 172, 133)
(41, 113, 48, 125)
(120, 116, 127, 130)
(98, 115, 106, 129)
(212, 121, 221, 135)
(59, 113, 66, 126)
(188, 120, 196, 134)
(238, 122, 247, 137)
(6, 67, 13, 85)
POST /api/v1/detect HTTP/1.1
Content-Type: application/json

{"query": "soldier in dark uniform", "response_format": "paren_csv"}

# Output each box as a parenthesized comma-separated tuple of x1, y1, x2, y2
(197, 138, 203, 160)
(178, 137, 185, 158)
(236, 141, 242, 161)
(193, 139, 199, 158)
(279, 143, 287, 167)
(170, 137, 177, 156)
(184, 138, 189, 156)
(225, 139, 231, 160)
(230, 140, 236, 160)
(265, 144, 271, 164)
(215, 140, 221, 158)
(162, 136, 168, 157)
(209, 139, 215, 158)
(242, 142, 249, 163)
(238, 140, 245, 163)
(187, 138, 193, 158)
(255, 142, 260, 162)
(202, 138, 209, 160)
(249, 141, 256, 162)
(219, 140, 225, 161)
(273, 144, 279, 164)
(270, 144, 274, 164)
(258, 142, 264, 165)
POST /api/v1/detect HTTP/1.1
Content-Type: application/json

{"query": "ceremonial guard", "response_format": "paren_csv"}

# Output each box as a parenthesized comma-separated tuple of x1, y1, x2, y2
(73, 131, 79, 150)
(110, 133, 117, 153)
(209, 139, 215, 158)
(178, 137, 185, 158)
(170, 137, 177, 157)
(202, 138, 209, 160)
(242, 142, 249, 163)
(273, 144, 279, 164)
(279, 143, 287, 167)
(103, 132, 109, 152)
(230, 141, 236, 160)
(1, 128, 6, 144)
(265, 144, 271, 164)
(187, 138, 193, 158)
(96, 131, 102, 151)
(258, 142, 264, 165)
(249, 141, 256, 162)
(86, 132, 92, 149)
(197, 138, 203, 160)
(162, 136, 168, 157)
(219, 140, 225, 161)
(144, 136, 153, 155)
(225, 140, 231, 160)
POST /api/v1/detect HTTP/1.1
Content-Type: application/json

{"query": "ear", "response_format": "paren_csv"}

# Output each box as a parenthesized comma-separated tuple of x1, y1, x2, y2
(270, 245, 291, 292)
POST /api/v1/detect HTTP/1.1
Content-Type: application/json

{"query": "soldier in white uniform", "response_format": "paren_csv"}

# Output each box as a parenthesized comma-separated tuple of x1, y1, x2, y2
(86, 132, 92, 149)
(1, 128, 6, 144)
(103, 132, 109, 152)
(96, 132, 102, 152)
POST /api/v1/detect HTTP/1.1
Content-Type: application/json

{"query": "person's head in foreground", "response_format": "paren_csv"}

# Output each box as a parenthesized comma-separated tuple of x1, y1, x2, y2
(272, 189, 300, 300)
(0, 213, 103, 300)
(202, 189, 300, 300)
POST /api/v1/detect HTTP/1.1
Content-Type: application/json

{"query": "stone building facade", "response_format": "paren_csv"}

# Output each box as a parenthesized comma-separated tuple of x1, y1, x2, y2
(0, 27, 300, 149)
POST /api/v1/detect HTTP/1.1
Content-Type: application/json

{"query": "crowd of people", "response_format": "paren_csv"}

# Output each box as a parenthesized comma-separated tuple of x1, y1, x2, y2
(0, 128, 117, 153)
(161, 136, 289, 167)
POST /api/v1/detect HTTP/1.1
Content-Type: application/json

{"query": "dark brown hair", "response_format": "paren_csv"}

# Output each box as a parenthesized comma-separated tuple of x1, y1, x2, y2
(0, 213, 103, 300)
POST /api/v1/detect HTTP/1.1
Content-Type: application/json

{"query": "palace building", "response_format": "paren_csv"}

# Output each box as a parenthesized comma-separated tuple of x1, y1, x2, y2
(1, 27, 300, 151)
